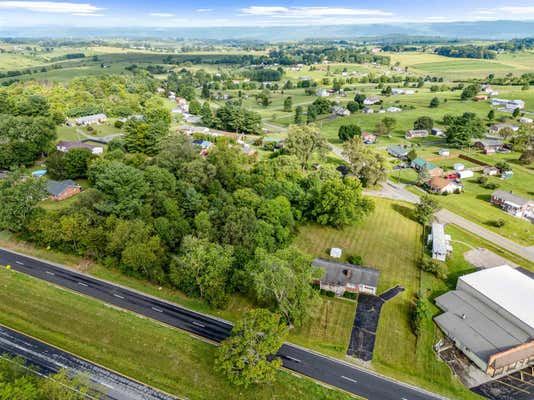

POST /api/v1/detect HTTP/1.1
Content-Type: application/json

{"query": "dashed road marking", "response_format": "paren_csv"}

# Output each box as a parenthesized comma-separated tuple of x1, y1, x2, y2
(151, 307, 163, 313)
(78, 282, 88, 287)
(193, 321, 205, 328)
(341, 376, 358, 384)
(113, 293, 125, 299)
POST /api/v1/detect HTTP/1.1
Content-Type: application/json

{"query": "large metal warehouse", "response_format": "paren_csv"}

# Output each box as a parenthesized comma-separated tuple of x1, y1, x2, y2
(434, 265, 534, 377)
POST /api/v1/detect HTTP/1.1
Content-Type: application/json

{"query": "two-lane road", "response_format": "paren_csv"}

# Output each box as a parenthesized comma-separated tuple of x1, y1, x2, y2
(0, 248, 447, 400)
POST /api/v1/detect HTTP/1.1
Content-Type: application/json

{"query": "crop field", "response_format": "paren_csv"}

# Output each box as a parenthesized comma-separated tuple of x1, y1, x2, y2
(0, 268, 356, 400)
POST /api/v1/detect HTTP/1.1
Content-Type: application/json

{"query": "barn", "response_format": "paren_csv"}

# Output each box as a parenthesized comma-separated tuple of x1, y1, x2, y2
(434, 265, 534, 378)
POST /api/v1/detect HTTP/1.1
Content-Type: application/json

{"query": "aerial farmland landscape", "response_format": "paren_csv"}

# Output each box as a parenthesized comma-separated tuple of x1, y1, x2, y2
(0, 2, 534, 400)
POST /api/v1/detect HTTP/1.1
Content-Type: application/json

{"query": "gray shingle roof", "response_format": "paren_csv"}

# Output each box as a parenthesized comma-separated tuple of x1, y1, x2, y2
(492, 190, 531, 207)
(46, 180, 80, 197)
(312, 258, 379, 289)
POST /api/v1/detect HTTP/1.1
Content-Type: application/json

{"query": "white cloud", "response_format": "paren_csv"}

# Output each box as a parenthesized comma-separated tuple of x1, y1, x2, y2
(150, 12, 175, 17)
(195, 8, 212, 12)
(498, 6, 534, 14)
(0, 1, 103, 14)
(239, 6, 393, 18)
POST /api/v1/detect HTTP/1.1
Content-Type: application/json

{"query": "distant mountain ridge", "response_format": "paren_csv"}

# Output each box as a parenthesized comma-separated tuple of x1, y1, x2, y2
(2, 20, 534, 41)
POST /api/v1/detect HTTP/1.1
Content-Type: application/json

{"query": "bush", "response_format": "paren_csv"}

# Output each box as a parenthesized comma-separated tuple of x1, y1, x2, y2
(483, 182, 499, 190)
(347, 254, 363, 265)
(476, 176, 488, 185)
(494, 219, 506, 227)
(114, 120, 124, 128)
(342, 291, 358, 300)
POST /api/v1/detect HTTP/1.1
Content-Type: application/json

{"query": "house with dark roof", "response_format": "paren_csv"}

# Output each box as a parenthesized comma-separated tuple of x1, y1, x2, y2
(312, 258, 380, 296)
(405, 129, 428, 139)
(490, 190, 534, 219)
(473, 139, 504, 154)
(387, 145, 408, 159)
(56, 141, 103, 155)
(46, 180, 81, 201)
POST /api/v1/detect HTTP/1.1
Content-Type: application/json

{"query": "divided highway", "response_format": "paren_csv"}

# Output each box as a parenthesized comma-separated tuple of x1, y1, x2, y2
(0, 324, 176, 400)
(0, 248, 447, 400)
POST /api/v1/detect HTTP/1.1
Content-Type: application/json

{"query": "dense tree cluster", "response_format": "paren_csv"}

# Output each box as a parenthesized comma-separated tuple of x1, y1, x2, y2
(435, 45, 497, 59)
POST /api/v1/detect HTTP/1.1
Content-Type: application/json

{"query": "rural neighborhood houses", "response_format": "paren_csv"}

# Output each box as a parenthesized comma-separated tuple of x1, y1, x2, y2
(411, 158, 443, 177)
(46, 180, 82, 201)
(312, 258, 380, 296)
(490, 190, 534, 220)
(428, 223, 452, 261)
(74, 114, 107, 126)
(361, 131, 377, 144)
(56, 141, 104, 155)
(405, 129, 429, 139)
(387, 145, 408, 159)
(427, 176, 462, 195)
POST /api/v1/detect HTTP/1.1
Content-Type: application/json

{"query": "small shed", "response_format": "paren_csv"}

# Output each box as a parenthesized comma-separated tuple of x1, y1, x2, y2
(458, 170, 474, 179)
(453, 163, 465, 171)
(439, 149, 450, 157)
(330, 248, 342, 258)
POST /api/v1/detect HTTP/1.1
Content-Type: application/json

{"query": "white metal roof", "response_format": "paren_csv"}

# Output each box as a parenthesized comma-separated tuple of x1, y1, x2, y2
(460, 265, 534, 330)
(431, 223, 447, 256)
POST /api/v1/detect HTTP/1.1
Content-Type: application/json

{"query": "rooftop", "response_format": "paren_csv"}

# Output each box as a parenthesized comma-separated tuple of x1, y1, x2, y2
(46, 180, 80, 197)
(492, 190, 532, 207)
(312, 258, 379, 289)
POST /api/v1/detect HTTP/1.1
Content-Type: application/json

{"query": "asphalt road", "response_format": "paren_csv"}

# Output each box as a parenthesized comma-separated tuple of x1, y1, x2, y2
(0, 324, 176, 400)
(0, 248, 447, 400)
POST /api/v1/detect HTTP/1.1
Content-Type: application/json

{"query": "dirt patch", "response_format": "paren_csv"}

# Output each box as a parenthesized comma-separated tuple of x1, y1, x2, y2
(464, 248, 519, 270)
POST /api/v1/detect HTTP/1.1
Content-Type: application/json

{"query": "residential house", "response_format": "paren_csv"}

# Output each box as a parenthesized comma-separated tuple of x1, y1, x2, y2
(490, 98, 525, 110)
(427, 223, 453, 261)
(405, 129, 429, 139)
(361, 131, 377, 144)
(432, 128, 446, 137)
(46, 180, 81, 201)
(520, 117, 533, 124)
(473, 139, 504, 154)
(75, 114, 107, 126)
(427, 176, 462, 195)
(331, 106, 350, 116)
(56, 141, 103, 155)
(483, 166, 500, 176)
(391, 88, 415, 95)
(489, 124, 519, 135)
(473, 95, 488, 102)
(362, 107, 374, 114)
(364, 96, 381, 105)
(387, 145, 408, 159)
(192, 139, 213, 155)
(312, 258, 380, 296)
(411, 158, 443, 177)
(490, 190, 534, 219)
(317, 89, 330, 97)
(386, 106, 402, 113)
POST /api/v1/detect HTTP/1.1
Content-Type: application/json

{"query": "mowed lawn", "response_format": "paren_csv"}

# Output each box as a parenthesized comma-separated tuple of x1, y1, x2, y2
(0, 268, 356, 400)
(294, 198, 480, 399)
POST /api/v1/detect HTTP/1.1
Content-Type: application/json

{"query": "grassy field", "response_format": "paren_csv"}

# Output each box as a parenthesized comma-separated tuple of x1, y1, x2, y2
(294, 197, 479, 399)
(0, 268, 357, 400)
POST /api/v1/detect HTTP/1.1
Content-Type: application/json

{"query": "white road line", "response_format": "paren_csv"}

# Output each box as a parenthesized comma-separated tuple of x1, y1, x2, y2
(78, 282, 88, 287)
(341, 376, 358, 384)
(15, 261, 24, 265)
(45, 271, 55, 276)
(151, 307, 163, 313)
(100, 382, 114, 389)
(113, 293, 125, 299)
(285, 356, 301, 363)
(192, 321, 206, 328)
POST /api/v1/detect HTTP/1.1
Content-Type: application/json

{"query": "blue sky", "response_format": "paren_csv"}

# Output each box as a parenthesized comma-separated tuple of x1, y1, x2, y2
(1, 0, 534, 27)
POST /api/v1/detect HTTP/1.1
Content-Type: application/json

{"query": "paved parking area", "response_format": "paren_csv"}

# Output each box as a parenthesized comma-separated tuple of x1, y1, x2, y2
(464, 248, 519, 269)
(347, 287, 405, 361)
(472, 368, 534, 400)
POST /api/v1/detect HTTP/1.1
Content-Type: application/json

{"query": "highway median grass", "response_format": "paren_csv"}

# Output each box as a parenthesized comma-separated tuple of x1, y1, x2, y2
(0, 267, 357, 400)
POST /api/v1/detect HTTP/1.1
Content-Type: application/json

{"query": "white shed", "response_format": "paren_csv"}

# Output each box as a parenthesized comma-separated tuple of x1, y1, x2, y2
(330, 248, 342, 258)
(453, 163, 465, 171)
(458, 170, 474, 179)
(439, 149, 450, 156)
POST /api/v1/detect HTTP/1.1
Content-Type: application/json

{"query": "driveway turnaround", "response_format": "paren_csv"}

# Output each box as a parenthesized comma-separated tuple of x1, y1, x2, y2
(0, 247, 447, 400)
(0, 324, 176, 400)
